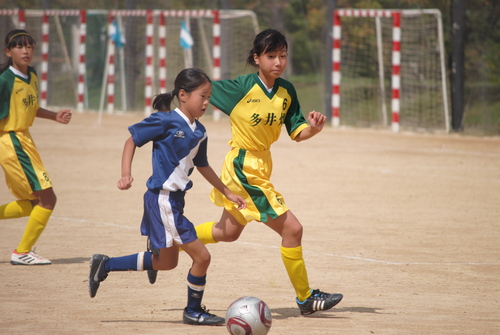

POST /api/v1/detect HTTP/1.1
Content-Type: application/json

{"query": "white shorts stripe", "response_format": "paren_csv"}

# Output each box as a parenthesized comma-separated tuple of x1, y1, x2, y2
(158, 190, 182, 247)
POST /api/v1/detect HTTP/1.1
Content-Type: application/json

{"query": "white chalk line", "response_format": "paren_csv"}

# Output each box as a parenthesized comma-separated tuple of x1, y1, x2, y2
(54, 216, 500, 267)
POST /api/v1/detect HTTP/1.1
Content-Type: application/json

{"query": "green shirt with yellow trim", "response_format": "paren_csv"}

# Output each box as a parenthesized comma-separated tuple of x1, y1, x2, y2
(211, 72, 308, 151)
(0, 66, 40, 132)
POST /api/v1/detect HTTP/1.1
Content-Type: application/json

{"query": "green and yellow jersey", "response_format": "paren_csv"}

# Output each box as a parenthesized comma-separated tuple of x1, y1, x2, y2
(0, 66, 40, 131)
(0, 66, 50, 200)
(211, 72, 308, 151)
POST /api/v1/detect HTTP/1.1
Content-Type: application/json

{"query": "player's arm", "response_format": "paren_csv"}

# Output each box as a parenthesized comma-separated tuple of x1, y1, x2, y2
(36, 107, 72, 124)
(117, 136, 137, 190)
(196, 165, 246, 210)
(294, 110, 326, 142)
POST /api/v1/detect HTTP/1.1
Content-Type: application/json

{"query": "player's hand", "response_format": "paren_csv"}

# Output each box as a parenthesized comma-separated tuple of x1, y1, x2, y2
(227, 193, 247, 210)
(118, 175, 134, 190)
(56, 109, 72, 124)
(307, 110, 326, 132)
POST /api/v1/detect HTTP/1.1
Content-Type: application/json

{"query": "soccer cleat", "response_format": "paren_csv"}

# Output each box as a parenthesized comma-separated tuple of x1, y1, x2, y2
(296, 289, 343, 315)
(182, 306, 225, 326)
(146, 237, 158, 284)
(88, 254, 109, 298)
(11, 249, 52, 265)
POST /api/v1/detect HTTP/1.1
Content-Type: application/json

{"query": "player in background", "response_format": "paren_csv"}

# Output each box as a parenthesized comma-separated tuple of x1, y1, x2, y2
(88, 68, 246, 326)
(192, 29, 343, 315)
(0, 29, 72, 265)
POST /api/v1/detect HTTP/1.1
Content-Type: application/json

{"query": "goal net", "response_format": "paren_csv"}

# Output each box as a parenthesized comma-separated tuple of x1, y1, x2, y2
(0, 9, 259, 116)
(332, 9, 449, 132)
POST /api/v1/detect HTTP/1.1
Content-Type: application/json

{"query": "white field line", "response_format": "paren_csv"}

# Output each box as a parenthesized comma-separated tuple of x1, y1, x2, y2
(54, 216, 500, 266)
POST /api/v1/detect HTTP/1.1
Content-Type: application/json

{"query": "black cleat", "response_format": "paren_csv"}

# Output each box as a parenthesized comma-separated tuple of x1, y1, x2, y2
(296, 289, 343, 315)
(88, 254, 109, 298)
(146, 238, 159, 284)
(182, 306, 225, 326)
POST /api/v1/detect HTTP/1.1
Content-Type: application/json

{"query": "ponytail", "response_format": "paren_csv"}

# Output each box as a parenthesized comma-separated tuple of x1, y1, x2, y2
(151, 68, 210, 112)
(152, 90, 177, 112)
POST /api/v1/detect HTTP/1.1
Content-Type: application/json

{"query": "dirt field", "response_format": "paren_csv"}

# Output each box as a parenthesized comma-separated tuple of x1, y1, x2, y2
(1, 111, 499, 335)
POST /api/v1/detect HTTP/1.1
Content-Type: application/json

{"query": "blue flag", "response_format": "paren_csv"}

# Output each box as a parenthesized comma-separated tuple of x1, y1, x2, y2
(110, 19, 125, 48)
(180, 21, 193, 50)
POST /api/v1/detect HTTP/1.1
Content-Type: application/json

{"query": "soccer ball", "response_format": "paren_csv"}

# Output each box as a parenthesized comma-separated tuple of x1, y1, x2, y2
(226, 296, 272, 335)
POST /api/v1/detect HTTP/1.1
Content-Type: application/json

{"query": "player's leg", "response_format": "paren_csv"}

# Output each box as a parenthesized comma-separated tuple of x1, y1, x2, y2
(181, 239, 224, 326)
(264, 210, 309, 297)
(2, 132, 56, 265)
(88, 249, 164, 298)
(187, 207, 246, 253)
(214, 208, 247, 242)
(12, 188, 56, 265)
(0, 200, 33, 219)
(264, 210, 343, 315)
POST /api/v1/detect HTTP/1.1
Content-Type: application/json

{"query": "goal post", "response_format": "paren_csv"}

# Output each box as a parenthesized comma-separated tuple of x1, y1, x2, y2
(0, 9, 259, 118)
(331, 9, 450, 132)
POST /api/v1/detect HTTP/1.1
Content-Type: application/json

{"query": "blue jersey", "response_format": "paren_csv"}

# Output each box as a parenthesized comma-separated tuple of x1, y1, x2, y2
(128, 108, 209, 192)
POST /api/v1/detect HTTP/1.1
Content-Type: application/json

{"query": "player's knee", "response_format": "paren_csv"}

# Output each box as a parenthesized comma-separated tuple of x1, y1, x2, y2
(284, 223, 303, 242)
(34, 188, 57, 209)
(224, 230, 242, 242)
(199, 250, 211, 267)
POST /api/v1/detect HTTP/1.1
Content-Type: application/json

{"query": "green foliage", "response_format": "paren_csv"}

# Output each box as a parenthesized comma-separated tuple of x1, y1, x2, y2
(1, 0, 498, 133)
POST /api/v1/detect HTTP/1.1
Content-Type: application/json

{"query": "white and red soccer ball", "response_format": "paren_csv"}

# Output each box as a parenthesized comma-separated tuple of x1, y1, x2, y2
(226, 296, 272, 335)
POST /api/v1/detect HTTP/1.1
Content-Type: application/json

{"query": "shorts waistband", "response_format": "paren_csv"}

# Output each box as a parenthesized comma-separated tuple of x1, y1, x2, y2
(231, 147, 270, 158)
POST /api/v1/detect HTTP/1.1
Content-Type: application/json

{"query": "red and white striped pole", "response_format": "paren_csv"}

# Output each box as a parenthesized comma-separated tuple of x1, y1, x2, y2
(106, 13, 115, 114)
(144, 10, 154, 115)
(212, 9, 221, 121)
(158, 12, 167, 93)
(331, 11, 341, 127)
(19, 9, 26, 29)
(40, 12, 49, 107)
(332, 9, 400, 131)
(77, 10, 87, 112)
(391, 12, 401, 132)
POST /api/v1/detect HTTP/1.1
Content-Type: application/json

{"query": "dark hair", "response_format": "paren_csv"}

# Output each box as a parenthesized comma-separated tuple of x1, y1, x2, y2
(1, 29, 36, 74)
(246, 28, 288, 67)
(152, 68, 211, 112)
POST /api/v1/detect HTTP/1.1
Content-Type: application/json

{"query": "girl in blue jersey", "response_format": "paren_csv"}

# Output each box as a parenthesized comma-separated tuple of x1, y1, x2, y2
(88, 68, 246, 326)
(194, 29, 343, 315)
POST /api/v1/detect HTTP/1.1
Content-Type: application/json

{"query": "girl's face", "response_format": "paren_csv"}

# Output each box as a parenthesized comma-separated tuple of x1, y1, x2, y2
(254, 47, 288, 80)
(180, 81, 212, 122)
(6, 42, 34, 73)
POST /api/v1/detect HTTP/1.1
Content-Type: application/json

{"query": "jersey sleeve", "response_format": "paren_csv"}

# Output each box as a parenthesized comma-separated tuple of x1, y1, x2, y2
(211, 76, 248, 116)
(128, 112, 167, 147)
(0, 76, 11, 121)
(193, 136, 209, 167)
(282, 79, 308, 139)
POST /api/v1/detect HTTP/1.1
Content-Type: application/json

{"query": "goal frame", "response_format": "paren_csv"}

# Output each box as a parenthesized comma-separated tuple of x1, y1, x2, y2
(331, 9, 450, 132)
(0, 9, 259, 117)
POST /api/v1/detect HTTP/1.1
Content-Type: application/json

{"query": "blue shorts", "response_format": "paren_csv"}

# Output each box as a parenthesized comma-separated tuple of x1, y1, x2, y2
(141, 189, 197, 249)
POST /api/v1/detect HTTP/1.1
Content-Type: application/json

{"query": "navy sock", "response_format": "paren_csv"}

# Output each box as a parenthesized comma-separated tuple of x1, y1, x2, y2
(105, 252, 153, 272)
(186, 272, 206, 313)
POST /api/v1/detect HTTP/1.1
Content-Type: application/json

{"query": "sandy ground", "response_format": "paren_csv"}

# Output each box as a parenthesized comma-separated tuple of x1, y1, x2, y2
(1, 111, 499, 335)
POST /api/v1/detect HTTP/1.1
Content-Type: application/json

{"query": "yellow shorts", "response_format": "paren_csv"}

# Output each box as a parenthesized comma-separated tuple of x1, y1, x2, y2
(210, 147, 289, 225)
(0, 130, 52, 200)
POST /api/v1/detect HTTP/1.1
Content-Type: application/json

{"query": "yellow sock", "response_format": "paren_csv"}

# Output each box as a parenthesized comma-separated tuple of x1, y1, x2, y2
(0, 200, 33, 219)
(16, 206, 52, 253)
(195, 221, 218, 245)
(280, 245, 311, 302)
(180, 221, 218, 252)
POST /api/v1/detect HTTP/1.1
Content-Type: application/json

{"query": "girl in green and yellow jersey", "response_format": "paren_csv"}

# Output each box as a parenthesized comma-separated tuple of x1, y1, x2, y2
(0, 29, 72, 265)
(197, 29, 343, 315)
